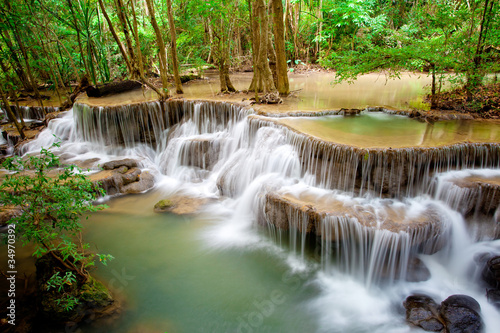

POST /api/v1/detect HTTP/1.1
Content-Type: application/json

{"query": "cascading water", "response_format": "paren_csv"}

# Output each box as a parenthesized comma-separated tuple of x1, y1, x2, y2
(20, 100, 500, 332)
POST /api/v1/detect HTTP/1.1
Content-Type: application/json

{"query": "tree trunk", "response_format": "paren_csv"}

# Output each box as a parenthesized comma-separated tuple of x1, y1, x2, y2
(67, 0, 91, 81)
(466, 0, 494, 95)
(430, 63, 437, 109)
(144, 0, 169, 96)
(317, 0, 323, 56)
(166, 0, 183, 94)
(248, 0, 259, 91)
(130, 0, 145, 80)
(271, 0, 290, 95)
(9, 26, 45, 113)
(0, 85, 25, 140)
(0, 33, 33, 92)
(249, 0, 276, 93)
(98, 0, 133, 76)
(268, 33, 278, 87)
(114, 0, 140, 79)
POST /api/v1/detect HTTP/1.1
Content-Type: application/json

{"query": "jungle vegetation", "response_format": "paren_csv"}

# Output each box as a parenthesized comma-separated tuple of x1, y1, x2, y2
(0, 0, 498, 108)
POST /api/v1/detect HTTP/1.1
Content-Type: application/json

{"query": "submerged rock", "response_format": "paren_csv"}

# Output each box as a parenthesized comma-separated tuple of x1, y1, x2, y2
(0, 205, 21, 226)
(154, 194, 212, 215)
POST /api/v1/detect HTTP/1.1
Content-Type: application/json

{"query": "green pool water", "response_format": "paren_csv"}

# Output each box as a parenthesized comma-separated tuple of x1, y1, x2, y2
(82, 190, 320, 333)
(279, 112, 500, 148)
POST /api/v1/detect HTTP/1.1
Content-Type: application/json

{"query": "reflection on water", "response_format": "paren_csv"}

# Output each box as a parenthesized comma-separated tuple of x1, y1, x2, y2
(279, 112, 500, 148)
(78, 71, 433, 112)
(182, 71, 433, 112)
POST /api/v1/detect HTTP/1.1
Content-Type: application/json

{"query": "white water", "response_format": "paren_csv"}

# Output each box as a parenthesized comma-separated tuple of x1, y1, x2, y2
(22, 102, 500, 332)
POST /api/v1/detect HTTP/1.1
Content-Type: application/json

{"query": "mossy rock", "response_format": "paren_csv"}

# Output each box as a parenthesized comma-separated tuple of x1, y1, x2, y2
(35, 253, 116, 324)
(154, 199, 174, 212)
(153, 195, 212, 215)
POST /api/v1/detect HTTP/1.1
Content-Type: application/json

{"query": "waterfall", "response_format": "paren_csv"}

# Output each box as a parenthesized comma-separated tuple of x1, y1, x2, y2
(22, 100, 500, 290)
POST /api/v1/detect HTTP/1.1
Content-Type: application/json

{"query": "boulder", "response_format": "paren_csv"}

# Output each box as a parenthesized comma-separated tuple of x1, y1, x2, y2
(404, 294, 483, 333)
(404, 294, 444, 332)
(90, 167, 155, 196)
(340, 108, 361, 116)
(440, 295, 483, 333)
(477, 253, 500, 308)
(101, 158, 138, 170)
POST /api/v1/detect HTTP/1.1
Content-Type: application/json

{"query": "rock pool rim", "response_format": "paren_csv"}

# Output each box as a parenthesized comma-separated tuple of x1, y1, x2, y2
(73, 98, 500, 150)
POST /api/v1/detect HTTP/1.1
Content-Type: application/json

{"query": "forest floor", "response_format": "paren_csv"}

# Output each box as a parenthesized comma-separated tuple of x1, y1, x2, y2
(425, 83, 500, 119)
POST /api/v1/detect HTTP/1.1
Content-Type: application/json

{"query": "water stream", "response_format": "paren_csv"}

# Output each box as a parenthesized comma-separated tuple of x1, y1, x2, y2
(12, 80, 500, 332)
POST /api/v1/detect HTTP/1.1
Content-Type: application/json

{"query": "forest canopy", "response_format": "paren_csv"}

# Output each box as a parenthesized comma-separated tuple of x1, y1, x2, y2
(0, 0, 498, 102)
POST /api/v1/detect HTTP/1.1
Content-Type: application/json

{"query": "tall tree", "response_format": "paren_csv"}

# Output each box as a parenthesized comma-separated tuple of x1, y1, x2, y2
(271, 0, 289, 95)
(249, 0, 276, 93)
(144, 0, 170, 95)
(166, 0, 183, 94)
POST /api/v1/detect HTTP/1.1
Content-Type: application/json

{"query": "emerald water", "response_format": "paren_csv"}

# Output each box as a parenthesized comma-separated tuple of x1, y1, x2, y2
(279, 112, 500, 148)
(83, 190, 320, 333)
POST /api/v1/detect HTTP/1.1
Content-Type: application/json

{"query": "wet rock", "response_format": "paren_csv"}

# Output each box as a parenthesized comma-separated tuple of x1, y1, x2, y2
(404, 294, 444, 332)
(181, 138, 222, 170)
(90, 168, 155, 196)
(372, 163, 409, 195)
(86, 80, 142, 98)
(480, 255, 500, 289)
(263, 188, 447, 253)
(121, 171, 155, 194)
(101, 158, 138, 170)
(477, 253, 500, 308)
(154, 194, 212, 215)
(447, 176, 500, 216)
(406, 257, 431, 282)
(440, 295, 483, 333)
(340, 108, 361, 116)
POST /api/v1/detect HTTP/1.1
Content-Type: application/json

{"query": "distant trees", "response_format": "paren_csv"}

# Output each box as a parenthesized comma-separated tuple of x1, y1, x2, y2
(0, 0, 497, 108)
(319, 0, 500, 96)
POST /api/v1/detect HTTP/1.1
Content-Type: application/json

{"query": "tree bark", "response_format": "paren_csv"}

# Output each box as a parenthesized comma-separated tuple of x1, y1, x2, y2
(114, 0, 140, 79)
(271, 0, 289, 95)
(144, 0, 170, 96)
(249, 0, 276, 93)
(466, 0, 494, 94)
(130, 0, 145, 80)
(98, 0, 133, 76)
(0, 32, 33, 92)
(166, 0, 183, 94)
(67, 0, 91, 81)
(0, 85, 25, 140)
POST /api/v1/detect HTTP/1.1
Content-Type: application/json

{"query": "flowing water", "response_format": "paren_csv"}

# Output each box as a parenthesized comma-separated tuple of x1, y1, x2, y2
(11, 82, 500, 333)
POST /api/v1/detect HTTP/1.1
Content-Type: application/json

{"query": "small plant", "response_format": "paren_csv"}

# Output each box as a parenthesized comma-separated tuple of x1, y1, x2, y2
(0, 143, 111, 310)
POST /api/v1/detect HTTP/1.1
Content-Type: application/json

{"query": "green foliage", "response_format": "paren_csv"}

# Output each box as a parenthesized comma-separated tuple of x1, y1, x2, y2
(0, 143, 111, 310)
